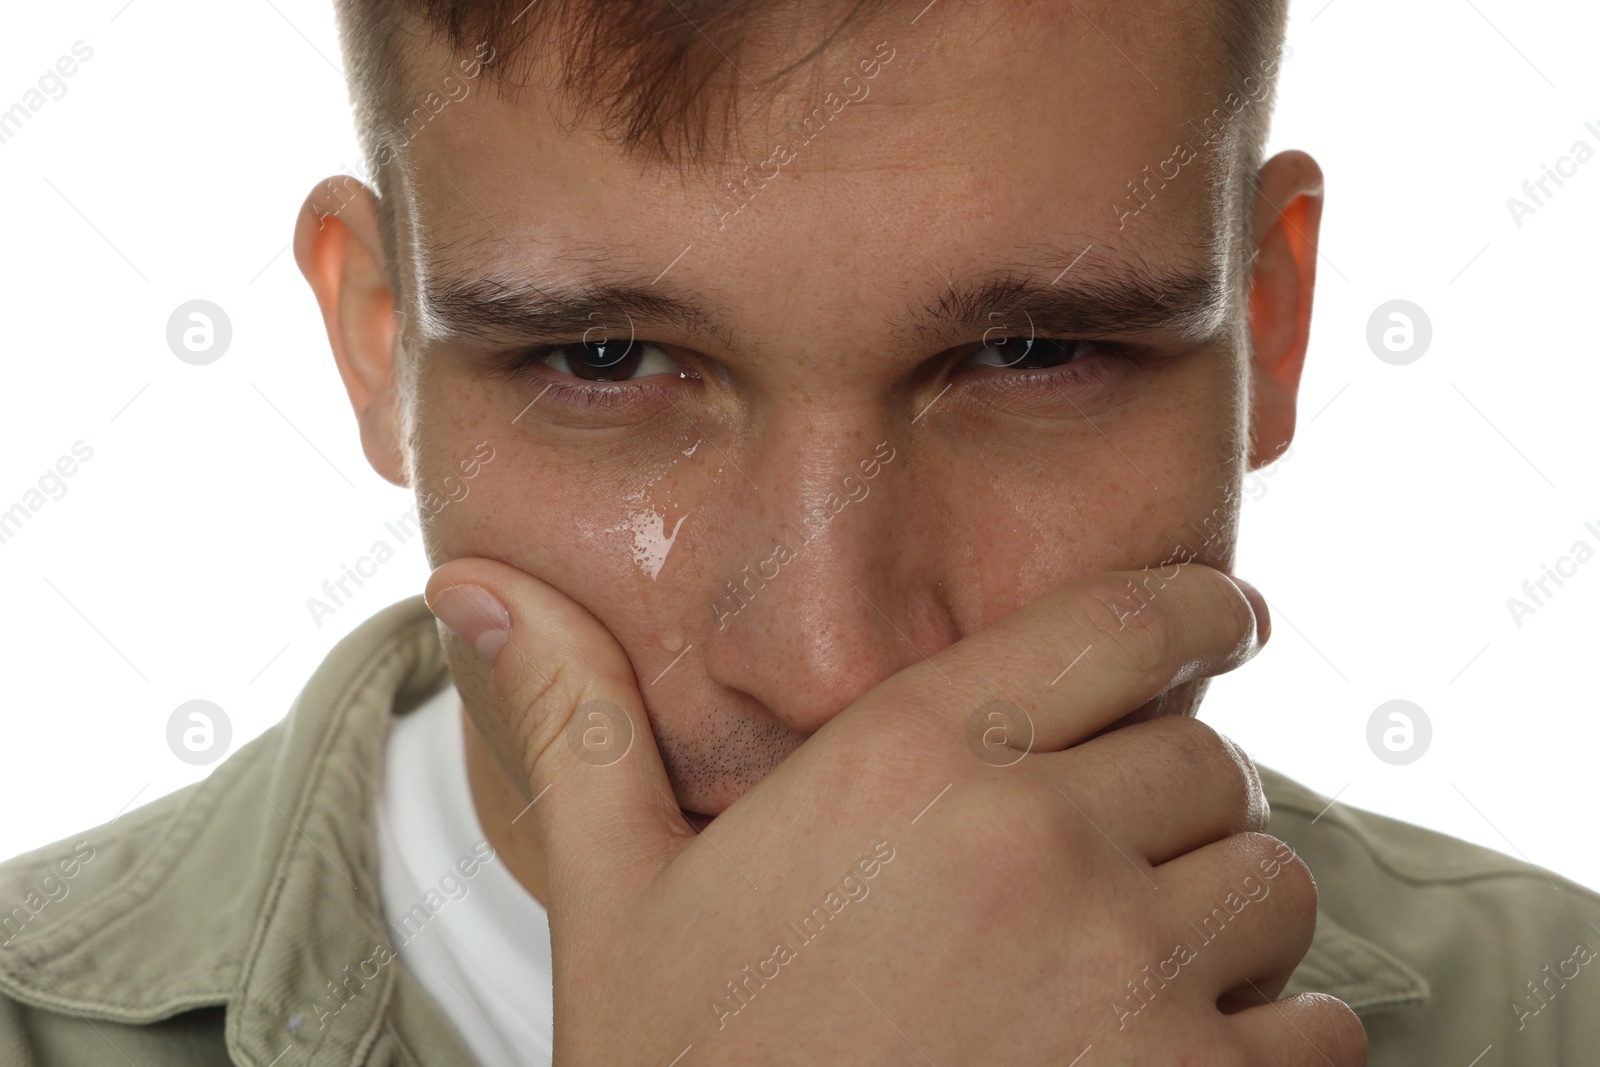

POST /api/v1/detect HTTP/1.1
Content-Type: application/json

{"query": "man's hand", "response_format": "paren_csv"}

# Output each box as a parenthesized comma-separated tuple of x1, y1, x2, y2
(425, 561, 1367, 1066)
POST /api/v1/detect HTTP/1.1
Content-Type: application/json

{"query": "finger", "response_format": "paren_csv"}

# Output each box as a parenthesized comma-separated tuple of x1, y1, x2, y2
(1228, 992, 1368, 1066)
(1149, 833, 1318, 1006)
(425, 557, 686, 906)
(1055, 715, 1268, 864)
(876, 563, 1264, 758)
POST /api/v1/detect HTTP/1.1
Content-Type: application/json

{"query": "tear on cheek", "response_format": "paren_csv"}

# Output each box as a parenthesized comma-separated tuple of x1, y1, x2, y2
(614, 508, 690, 581)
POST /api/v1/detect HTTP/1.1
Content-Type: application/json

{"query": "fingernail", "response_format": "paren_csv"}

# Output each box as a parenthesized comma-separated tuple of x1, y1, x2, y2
(429, 584, 511, 664)
(1229, 577, 1271, 645)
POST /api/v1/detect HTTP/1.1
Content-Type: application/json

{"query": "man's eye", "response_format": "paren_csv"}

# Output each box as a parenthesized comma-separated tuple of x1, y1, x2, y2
(965, 337, 1096, 370)
(541, 339, 678, 382)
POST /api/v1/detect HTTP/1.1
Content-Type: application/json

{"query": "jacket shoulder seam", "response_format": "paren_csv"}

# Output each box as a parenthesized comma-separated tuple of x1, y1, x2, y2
(1269, 792, 1600, 899)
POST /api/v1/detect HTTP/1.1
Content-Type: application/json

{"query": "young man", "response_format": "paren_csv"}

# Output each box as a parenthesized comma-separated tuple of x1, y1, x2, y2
(2, 0, 1597, 1064)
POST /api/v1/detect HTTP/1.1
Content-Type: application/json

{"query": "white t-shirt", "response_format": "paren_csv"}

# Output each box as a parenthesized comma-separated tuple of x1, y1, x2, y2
(375, 681, 555, 1067)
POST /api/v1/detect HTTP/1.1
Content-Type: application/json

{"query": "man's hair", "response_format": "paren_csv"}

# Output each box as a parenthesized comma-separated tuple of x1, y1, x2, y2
(332, 0, 1288, 311)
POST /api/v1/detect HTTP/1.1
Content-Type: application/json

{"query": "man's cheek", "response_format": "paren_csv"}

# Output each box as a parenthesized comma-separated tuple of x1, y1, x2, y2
(433, 433, 721, 656)
(427, 478, 667, 745)
(938, 455, 1231, 628)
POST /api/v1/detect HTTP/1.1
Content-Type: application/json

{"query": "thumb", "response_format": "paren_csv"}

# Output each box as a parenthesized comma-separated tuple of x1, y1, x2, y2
(424, 557, 688, 904)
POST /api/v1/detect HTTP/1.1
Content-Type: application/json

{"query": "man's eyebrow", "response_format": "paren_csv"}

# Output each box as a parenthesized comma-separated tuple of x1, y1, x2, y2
(417, 257, 1228, 353)
(910, 263, 1229, 344)
(418, 270, 739, 351)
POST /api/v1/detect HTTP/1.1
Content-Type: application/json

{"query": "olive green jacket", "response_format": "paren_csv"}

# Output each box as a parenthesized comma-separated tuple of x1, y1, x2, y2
(2, 594, 1597, 1065)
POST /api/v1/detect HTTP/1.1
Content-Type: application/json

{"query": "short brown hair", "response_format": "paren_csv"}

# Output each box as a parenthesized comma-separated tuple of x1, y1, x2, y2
(333, 0, 1288, 301)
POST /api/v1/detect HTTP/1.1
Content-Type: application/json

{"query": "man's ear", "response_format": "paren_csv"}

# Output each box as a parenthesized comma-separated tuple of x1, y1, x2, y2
(293, 175, 409, 488)
(1244, 149, 1324, 470)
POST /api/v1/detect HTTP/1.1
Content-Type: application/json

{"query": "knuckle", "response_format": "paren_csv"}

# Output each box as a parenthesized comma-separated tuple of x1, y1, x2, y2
(1037, 775, 1163, 894)
(1039, 785, 1106, 860)
(498, 651, 554, 711)
(1284, 992, 1370, 1066)
(1233, 749, 1270, 833)
(1029, 783, 1094, 857)
(1143, 717, 1266, 832)
(967, 776, 1130, 875)
(1323, 994, 1371, 1065)
(1141, 714, 1221, 783)
(1148, 710, 1222, 761)
(1202, 566, 1259, 655)
(1238, 831, 1318, 915)
(1079, 577, 1176, 680)
(1209, 727, 1269, 833)
(499, 651, 586, 770)
(500, 649, 557, 715)
(946, 788, 1069, 891)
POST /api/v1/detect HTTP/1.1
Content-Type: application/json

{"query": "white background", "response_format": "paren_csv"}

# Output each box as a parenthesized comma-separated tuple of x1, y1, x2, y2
(1, 0, 1596, 889)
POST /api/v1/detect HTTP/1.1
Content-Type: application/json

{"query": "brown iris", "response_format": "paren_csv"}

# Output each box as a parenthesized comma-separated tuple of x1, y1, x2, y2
(563, 339, 641, 381)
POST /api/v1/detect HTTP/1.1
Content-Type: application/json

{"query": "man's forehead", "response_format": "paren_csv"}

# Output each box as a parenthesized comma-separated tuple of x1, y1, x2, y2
(401, 1, 1231, 180)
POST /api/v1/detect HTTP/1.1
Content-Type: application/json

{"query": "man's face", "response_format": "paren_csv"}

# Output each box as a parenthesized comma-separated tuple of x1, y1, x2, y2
(379, 1, 1294, 819)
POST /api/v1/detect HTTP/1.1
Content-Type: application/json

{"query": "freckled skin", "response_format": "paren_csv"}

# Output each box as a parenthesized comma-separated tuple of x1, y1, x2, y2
(300, 0, 1319, 905)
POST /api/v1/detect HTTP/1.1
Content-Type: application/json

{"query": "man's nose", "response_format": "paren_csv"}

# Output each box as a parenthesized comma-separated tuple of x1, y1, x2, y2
(698, 418, 959, 735)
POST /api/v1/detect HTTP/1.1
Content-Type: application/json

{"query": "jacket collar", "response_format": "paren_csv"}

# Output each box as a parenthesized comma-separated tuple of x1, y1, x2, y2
(0, 594, 450, 1066)
(0, 593, 1428, 1065)
(1287, 907, 1430, 1015)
